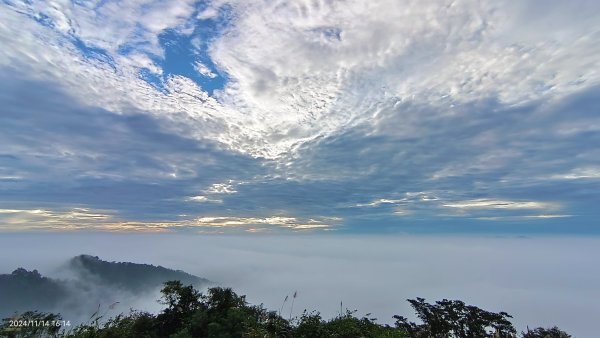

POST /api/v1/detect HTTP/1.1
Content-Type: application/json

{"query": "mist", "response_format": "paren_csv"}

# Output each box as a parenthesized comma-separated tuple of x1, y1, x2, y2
(1, 232, 598, 337)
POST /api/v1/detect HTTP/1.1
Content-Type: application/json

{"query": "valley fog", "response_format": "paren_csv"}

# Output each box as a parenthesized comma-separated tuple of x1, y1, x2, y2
(1, 233, 599, 338)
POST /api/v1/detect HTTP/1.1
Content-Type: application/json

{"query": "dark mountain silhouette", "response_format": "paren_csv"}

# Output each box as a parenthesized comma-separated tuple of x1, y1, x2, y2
(0, 268, 68, 315)
(0, 255, 210, 320)
(67, 254, 209, 294)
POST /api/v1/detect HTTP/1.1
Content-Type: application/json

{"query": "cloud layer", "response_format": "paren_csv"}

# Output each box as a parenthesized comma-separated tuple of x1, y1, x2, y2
(0, 0, 599, 232)
(1, 233, 599, 337)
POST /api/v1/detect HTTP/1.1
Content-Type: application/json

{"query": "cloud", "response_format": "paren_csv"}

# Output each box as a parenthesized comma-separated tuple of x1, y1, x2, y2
(1, 71, 599, 232)
(356, 199, 405, 208)
(6, 0, 197, 56)
(1, 233, 599, 337)
(0, 206, 336, 233)
(186, 195, 222, 204)
(476, 215, 572, 221)
(187, 195, 209, 202)
(1, 0, 599, 232)
(194, 61, 218, 78)
(551, 167, 600, 180)
(208, 0, 600, 156)
(2, 0, 600, 158)
(442, 199, 556, 210)
(0, 75, 274, 228)
(283, 84, 600, 229)
(0, 208, 114, 231)
(205, 181, 238, 194)
(194, 216, 336, 231)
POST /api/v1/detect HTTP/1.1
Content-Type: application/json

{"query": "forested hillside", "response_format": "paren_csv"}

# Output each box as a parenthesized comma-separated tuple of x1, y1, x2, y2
(0, 281, 572, 338)
(0, 255, 210, 321)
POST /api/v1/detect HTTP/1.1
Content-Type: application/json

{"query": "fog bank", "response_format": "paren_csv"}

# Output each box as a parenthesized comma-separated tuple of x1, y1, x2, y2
(1, 233, 598, 337)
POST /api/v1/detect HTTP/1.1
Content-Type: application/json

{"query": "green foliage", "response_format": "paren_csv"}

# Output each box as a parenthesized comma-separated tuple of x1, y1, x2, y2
(393, 297, 516, 338)
(322, 310, 407, 338)
(2, 281, 574, 338)
(521, 326, 572, 338)
(294, 311, 328, 338)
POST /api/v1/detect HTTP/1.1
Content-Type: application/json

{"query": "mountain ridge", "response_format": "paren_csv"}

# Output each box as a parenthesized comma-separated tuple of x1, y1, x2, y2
(0, 255, 211, 320)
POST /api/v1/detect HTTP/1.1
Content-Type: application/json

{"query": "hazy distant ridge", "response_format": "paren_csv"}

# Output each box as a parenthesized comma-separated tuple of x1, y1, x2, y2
(0, 255, 210, 319)
(0, 268, 67, 315)
(68, 254, 209, 294)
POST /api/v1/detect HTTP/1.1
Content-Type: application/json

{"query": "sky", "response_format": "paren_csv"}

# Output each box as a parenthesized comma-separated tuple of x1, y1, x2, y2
(1, 0, 600, 233)
(2, 2, 600, 336)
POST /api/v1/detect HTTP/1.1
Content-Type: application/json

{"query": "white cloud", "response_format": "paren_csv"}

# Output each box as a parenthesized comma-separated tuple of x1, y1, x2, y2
(0, 208, 114, 230)
(2, 0, 600, 160)
(210, 0, 600, 156)
(186, 195, 223, 203)
(0, 207, 335, 232)
(476, 215, 572, 221)
(0, 175, 22, 180)
(551, 167, 600, 180)
(356, 199, 404, 207)
(353, 195, 564, 219)
(197, 7, 219, 20)
(443, 199, 556, 210)
(523, 214, 572, 219)
(194, 216, 334, 230)
(194, 61, 217, 78)
(393, 208, 412, 216)
(356, 192, 441, 208)
(1, 0, 599, 228)
(188, 195, 206, 202)
(20, 0, 196, 55)
(205, 181, 238, 194)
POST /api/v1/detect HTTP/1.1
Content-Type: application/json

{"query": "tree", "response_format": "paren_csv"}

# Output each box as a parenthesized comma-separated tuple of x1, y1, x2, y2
(24, 282, 567, 338)
(394, 298, 516, 338)
(155, 281, 203, 337)
(521, 326, 572, 338)
(295, 311, 327, 338)
(325, 310, 407, 338)
(159, 281, 202, 314)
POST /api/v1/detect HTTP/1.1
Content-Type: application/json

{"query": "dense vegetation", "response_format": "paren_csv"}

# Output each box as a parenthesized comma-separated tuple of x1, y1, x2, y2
(1, 281, 572, 338)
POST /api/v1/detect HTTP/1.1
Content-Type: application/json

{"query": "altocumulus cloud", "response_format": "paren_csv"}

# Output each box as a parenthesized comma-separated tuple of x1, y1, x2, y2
(0, 0, 599, 232)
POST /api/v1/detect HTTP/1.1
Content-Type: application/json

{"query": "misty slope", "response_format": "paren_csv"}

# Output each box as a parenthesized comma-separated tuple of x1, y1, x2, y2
(0, 255, 210, 319)
(68, 254, 209, 294)
(0, 268, 68, 316)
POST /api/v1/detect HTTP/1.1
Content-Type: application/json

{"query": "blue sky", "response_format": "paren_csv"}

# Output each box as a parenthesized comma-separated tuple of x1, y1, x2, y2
(1, 0, 599, 234)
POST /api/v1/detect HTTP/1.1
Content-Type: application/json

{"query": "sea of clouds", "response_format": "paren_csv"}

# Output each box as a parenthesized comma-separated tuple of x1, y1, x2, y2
(1, 233, 598, 337)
